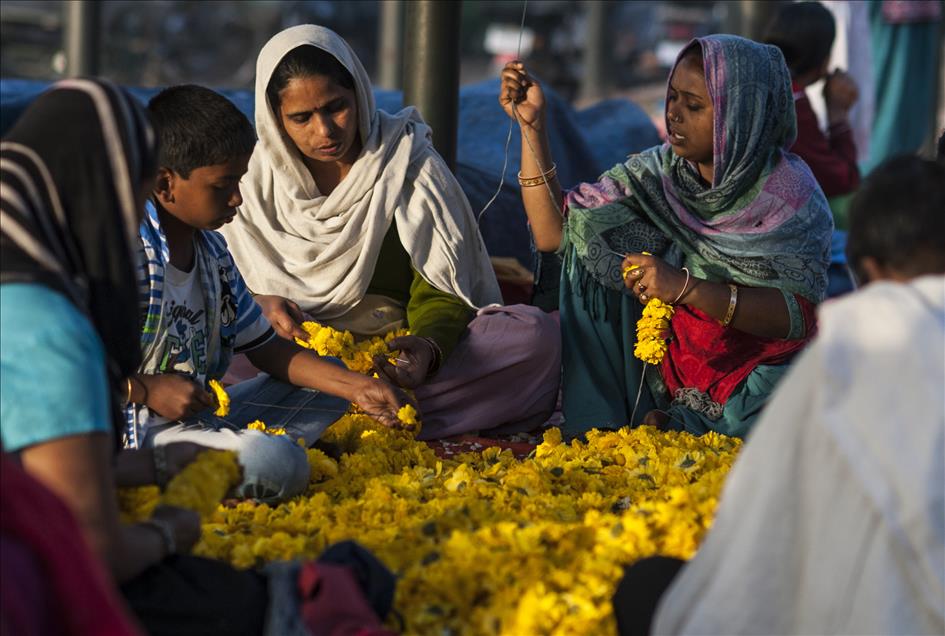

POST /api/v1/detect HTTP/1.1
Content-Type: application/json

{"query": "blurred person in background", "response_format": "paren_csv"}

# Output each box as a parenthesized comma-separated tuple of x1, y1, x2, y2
(764, 1, 861, 200)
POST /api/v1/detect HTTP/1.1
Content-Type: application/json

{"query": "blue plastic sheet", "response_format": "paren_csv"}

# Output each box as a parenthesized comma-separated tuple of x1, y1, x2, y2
(1, 77, 659, 268)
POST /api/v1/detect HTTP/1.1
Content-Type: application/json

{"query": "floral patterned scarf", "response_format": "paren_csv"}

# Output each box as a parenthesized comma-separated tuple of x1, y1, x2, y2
(561, 35, 834, 415)
(563, 35, 832, 307)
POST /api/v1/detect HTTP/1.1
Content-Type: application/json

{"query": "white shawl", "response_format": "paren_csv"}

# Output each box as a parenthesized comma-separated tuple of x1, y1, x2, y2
(221, 24, 501, 318)
(652, 275, 945, 635)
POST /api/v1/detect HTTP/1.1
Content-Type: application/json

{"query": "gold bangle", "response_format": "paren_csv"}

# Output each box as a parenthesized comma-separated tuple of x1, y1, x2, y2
(518, 163, 557, 187)
(719, 284, 738, 327)
(125, 377, 134, 406)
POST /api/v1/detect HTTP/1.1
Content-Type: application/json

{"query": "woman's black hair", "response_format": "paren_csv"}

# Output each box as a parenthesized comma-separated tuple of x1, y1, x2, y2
(763, 1, 836, 78)
(266, 45, 355, 112)
(846, 155, 945, 280)
(678, 43, 704, 72)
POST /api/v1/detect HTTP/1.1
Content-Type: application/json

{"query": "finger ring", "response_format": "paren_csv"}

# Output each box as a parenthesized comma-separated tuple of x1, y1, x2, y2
(622, 267, 633, 281)
(637, 283, 647, 293)
(640, 293, 648, 301)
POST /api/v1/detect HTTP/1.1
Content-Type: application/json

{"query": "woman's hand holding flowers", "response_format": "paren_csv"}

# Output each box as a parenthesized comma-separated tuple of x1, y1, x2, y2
(351, 376, 416, 430)
(372, 335, 438, 390)
(622, 253, 692, 305)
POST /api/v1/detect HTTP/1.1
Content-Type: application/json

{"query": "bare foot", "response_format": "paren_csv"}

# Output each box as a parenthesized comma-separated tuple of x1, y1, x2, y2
(642, 410, 670, 429)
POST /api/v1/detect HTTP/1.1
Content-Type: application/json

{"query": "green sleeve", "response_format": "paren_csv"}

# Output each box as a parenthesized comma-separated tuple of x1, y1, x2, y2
(407, 271, 475, 360)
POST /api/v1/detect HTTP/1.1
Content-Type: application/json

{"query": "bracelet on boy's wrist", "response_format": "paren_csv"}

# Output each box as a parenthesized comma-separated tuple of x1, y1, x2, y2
(140, 518, 176, 557)
(153, 445, 170, 489)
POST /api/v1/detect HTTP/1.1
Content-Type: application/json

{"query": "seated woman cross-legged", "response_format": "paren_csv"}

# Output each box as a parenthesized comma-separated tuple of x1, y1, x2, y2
(222, 25, 561, 440)
(500, 35, 833, 439)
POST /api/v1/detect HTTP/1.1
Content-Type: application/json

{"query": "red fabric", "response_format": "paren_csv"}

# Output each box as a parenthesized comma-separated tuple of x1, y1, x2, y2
(0, 453, 142, 636)
(427, 435, 539, 460)
(298, 562, 397, 636)
(790, 85, 860, 198)
(661, 296, 817, 405)
(882, 0, 941, 24)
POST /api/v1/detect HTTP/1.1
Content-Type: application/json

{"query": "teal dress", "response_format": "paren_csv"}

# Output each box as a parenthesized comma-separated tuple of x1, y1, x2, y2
(555, 35, 832, 440)
(0, 284, 111, 451)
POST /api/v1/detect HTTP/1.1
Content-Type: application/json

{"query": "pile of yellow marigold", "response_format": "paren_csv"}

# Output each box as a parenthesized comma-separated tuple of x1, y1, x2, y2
(119, 322, 741, 635)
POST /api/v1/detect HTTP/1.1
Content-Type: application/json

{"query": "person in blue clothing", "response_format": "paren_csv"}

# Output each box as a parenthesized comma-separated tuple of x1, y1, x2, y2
(125, 84, 409, 502)
(0, 78, 270, 636)
(1, 78, 399, 636)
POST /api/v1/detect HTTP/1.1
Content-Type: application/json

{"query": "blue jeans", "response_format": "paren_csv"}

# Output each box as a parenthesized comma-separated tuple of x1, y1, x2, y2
(142, 362, 350, 503)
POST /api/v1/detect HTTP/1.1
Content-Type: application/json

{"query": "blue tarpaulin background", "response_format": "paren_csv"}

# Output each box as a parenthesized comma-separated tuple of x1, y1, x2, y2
(0, 77, 660, 269)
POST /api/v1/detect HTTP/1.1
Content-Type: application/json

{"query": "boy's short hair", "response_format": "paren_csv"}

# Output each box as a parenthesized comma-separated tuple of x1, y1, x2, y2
(847, 155, 945, 279)
(147, 85, 256, 178)
(763, 2, 836, 78)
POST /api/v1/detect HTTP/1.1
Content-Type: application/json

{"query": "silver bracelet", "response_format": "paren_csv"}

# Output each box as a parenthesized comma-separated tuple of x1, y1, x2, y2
(671, 267, 692, 305)
(140, 518, 177, 557)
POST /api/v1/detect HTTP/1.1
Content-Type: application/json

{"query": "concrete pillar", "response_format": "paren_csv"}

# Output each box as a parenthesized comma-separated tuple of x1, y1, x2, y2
(579, 0, 608, 103)
(64, 0, 101, 77)
(403, 0, 462, 170)
(377, 0, 404, 90)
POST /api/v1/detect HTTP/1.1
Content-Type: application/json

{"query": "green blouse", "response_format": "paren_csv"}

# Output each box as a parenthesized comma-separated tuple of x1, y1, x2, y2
(367, 222, 475, 359)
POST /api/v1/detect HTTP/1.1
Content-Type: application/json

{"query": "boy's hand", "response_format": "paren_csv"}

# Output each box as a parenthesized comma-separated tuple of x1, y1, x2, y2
(149, 505, 202, 554)
(163, 442, 211, 477)
(352, 378, 414, 429)
(140, 374, 213, 421)
(824, 69, 858, 124)
(372, 335, 437, 389)
(254, 294, 309, 341)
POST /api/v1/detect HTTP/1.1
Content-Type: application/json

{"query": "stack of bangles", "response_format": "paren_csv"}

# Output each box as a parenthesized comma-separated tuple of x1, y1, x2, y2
(518, 163, 557, 187)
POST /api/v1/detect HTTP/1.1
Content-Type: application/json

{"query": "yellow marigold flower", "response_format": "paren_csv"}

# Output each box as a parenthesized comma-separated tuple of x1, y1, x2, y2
(117, 485, 160, 523)
(397, 404, 420, 434)
(634, 298, 675, 365)
(160, 449, 240, 519)
(246, 420, 287, 436)
(208, 379, 230, 417)
(133, 322, 743, 635)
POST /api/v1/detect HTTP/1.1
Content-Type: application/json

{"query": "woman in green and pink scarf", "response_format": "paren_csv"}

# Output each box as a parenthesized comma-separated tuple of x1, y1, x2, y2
(500, 35, 833, 439)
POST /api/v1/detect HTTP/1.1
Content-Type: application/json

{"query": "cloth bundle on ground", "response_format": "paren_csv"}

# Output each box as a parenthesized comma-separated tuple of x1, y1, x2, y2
(264, 541, 397, 636)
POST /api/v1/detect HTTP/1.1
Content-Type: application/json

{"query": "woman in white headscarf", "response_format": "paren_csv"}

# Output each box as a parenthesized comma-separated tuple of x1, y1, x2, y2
(223, 25, 560, 439)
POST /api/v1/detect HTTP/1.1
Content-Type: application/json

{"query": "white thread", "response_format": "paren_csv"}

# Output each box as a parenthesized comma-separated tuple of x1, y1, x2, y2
(477, 0, 529, 224)
(628, 363, 647, 425)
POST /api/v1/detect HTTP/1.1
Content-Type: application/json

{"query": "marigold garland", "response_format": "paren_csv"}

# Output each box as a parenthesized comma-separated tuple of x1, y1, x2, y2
(633, 298, 675, 365)
(208, 379, 230, 417)
(160, 449, 241, 519)
(117, 324, 741, 635)
(294, 321, 409, 374)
